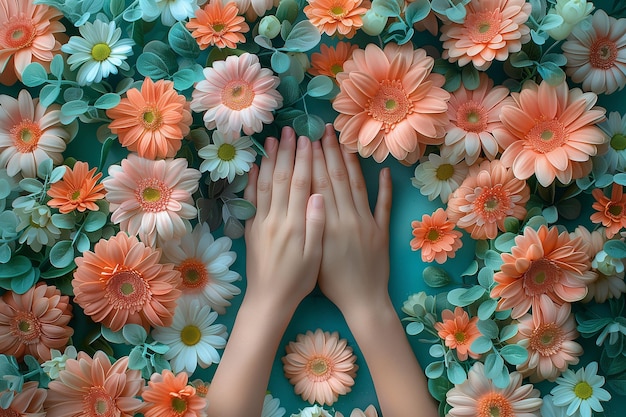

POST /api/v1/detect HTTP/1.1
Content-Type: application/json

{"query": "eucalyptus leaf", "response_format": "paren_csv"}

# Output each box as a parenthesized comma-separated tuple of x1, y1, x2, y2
(49, 240, 75, 268)
(429, 344, 445, 358)
(271, 51, 292, 73)
(425, 360, 445, 379)
(500, 344, 528, 365)
(404, 0, 431, 24)
(499, 324, 519, 342)
(477, 267, 494, 288)
(21, 62, 48, 87)
(293, 114, 325, 141)
(122, 324, 148, 345)
(484, 352, 504, 379)
(75, 232, 91, 253)
(136, 52, 171, 80)
(422, 266, 451, 288)
(446, 360, 467, 384)
(282, 20, 321, 52)
(11, 268, 38, 294)
(94, 93, 121, 110)
(278, 76, 301, 106)
(19, 178, 44, 193)
(128, 346, 148, 369)
(484, 249, 504, 270)
(477, 319, 499, 339)
(61, 100, 89, 117)
(168, 22, 200, 59)
(52, 213, 76, 229)
(122, 6, 143, 22)
(406, 321, 425, 335)
(307, 76, 334, 98)
(477, 299, 497, 320)
(461, 65, 480, 90)
(84, 211, 108, 232)
(537, 61, 565, 86)
(470, 336, 493, 354)
(254, 35, 274, 50)
(225, 198, 256, 220)
(604, 240, 626, 259)
(173, 68, 199, 91)
(39, 83, 61, 107)
(372, 0, 401, 17)
(223, 216, 245, 239)
(461, 260, 478, 277)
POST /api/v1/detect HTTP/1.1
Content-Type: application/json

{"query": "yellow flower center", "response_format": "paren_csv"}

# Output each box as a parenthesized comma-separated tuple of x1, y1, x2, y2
(91, 43, 112, 62)
(10, 120, 42, 153)
(436, 163, 455, 181)
(330, 63, 343, 75)
(181, 325, 202, 346)
(427, 228, 440, 242)
(574, 381, 593, 400)
(527, 119, 567, 153)
(11, 313, 41, 343)
(213, 23, 225, 32)
(136, 178, 172, 212)
(309, 357, 329, 376)
(530, 322, 564, 355)
(454, 331, 466, 343)
(368, 80, 413, 133)
(171, 397, 188, 413)
(457, 102, 487, 133)
(330, 5, 345, 16)
(217, 143, 237, 161)
(142, 108, 163, 130)
(608, 203, 623, 217)
(70, 190, 82, 201)
(142, 187, 161, 202)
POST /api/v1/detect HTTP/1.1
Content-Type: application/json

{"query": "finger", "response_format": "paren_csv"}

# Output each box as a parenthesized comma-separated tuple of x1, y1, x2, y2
(270, 127, 297, 213)
(312, 139, 337, 216)
(340, 145, 371, 218)
(303, 194, 325, 261)
(256, 136, 278, 217)
(288, 136, 313, 221)
(243, 163, 259, 222)
(374, 168, 393, 231)
(321, 124, 355, 212)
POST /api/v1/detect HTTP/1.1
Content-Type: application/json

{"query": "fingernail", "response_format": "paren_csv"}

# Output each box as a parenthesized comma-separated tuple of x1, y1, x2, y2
(311, 194, 324, 209)
(297, 136, 308, 149)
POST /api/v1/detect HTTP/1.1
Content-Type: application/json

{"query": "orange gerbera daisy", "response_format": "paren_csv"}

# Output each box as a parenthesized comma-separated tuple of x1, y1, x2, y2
(0, 283, 73, 362)
(0, 0, 66, 86)
(304, 0, 367, 38)
(446, 160, 529, 240)
(283, 329, 358, 406)
(72, 232, 182, 332)
(107, 78, 192, 160)
(495, 79, 608, 187)
(45, 351, 143, 417)
(513, 295, 583, 382)
(47, 161, 105, 214)
(440, 0, 532, 70)
(434, 307, 481, 361)
(410, 208, 463, 264)
(491, 225, 595, 319)
(309, 42, 358, 79)
(3, 381, 46, 416)
(142, 370, 206, 417)
(333, 42, 450, 164)
(186, 1, 249, 50)
(591, 183, 626, 238)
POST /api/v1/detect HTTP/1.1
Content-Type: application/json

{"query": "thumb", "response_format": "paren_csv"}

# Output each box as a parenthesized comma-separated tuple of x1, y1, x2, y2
(304, 194, 325, 256)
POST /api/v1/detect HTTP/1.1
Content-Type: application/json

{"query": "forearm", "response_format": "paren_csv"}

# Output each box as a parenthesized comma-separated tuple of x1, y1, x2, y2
(206, 294, 296, 417)
(343, 297, 439, 417)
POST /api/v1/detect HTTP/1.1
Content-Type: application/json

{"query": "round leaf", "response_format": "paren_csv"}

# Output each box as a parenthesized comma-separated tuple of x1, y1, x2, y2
(477, 319, 499, 339)
(168, 22, 200, 59)
(136, 52, 170, 80)
(422, 266, 451, 288)
(225, 198, 256, 220)
(1, 255, 31, 280)
(425, 361, 444, 379)
(21, 63, 48, 87)
(84, 211, 107, 233)
(484, 352, 504, 379)
(293, 114, 325, 141)
(307, 76, 334, 98)
(39, 84, 61, 107)
(477, 299, 497, 320)
(406, 321, 424, 335)
(94, 93, 121, 110)
(500, 344, 528, 365)
(122, 324, 148, 345)
(446, 360, 467, 384)
(470, 336, 493, 354)
(49, 240, 75, 268)
(282, 20, 321, 52)
(271, 51, 292, 73)
(61, 100, 89, 117)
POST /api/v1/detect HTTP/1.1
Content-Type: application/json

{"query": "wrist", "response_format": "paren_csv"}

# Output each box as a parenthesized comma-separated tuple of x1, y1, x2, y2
(340, 294, 397, 328)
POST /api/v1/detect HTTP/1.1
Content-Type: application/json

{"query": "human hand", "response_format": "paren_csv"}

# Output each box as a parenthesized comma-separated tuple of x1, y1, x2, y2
(312, 124, 393, 316)
(243, 127, 325, 311)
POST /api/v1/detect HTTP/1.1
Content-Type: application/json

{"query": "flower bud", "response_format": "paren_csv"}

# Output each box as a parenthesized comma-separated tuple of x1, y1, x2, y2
(258, 15, 281, 39)
(361, 10, 388, 36)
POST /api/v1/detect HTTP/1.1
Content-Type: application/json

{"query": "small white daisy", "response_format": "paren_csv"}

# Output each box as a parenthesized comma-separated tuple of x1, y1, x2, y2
(290, 406, 334, 417)
(152, 299, 228, 375)
(198, 130, 257, 183)
(599, 111, 626, 173)
(550, 362, 611, 417)
(142, 0, 200, 26)
(411, 153, 468, 203)
(14, 203, 61, 252)
(41, 345, 77, 379)
(262, 394, 286, 417)
(61, 20, 134, 86)
(160, 222, 241, 314)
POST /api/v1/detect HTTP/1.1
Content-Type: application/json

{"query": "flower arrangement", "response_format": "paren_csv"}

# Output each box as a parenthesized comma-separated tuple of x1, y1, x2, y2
(1, 0, 626, 415)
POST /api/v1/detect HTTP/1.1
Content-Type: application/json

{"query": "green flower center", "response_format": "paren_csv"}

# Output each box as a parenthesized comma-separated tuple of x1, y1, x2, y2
(427, 229, 440, 241)
(574, 381, 593, 400)
(181, 325, 202, 346)
(142, 187, 161, 202)
(331, 6, 345, 16)
(436, 163, 454, 181)
(91, 43, 111, 62)
(213, 23, 225, 32)
(309, 357, 329, 376)
(611, 133, 626, 150)
(609, 203, 623, 217)
(171, 397, 188, 413)
(217, 143, 236, 161)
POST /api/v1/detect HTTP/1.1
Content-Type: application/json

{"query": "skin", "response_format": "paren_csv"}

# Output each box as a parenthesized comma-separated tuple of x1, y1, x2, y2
(206, 126, 438, 417)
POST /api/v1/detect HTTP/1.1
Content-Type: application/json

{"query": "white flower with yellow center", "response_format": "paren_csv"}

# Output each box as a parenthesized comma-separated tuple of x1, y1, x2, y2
(61, 20, 134, 86)
(141, 0, 200, 26)
(411, 153, 468, 203)
(198, 130, 257, 183)
(151, 299, 227, 374)
(550, 362, 611, 417)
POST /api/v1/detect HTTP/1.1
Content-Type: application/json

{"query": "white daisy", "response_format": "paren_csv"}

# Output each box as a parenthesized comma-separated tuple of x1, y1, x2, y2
(550, 362, 611, 417)
(198, 130, 257, 183)
(141, 0, 200, 26)
(290, 406, 334, 417)
(14, 203, 61, 252)
(61, 20, 134, 86)
(411, 153, 468, 203)
(152, 299, 228, 375)
(599, 111, 626, 173)
(262, 394, 286, 417)
(160, 222, 241, 314)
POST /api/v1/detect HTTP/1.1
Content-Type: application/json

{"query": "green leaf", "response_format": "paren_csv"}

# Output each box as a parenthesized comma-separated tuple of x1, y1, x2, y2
(277, 76, 301, 106)
(425, 361, 445, 379)
(477, 319, 499, 339)
(11, 268, 38, 294)
(422, 266, 451, 288)
(271, 51, 291, 73)
(470, 336, 493, 354)
(122, 7, 143, 22)
(445, 2, 467, 23)
(503, 217, 519, 233)
(484, 250, 504, 270)
(223, 216, 245, 239)
(93, 93, 121, 110)
(484, 352, 504, 379)
(61, 100, 89, 117)
(604, 240, 626, 259)
(406, 321, 424, 335)
(128, 346, 148, 370)
(500, 344, 528, 365)
(428, 376, 453, 402)
(0, 255, 32, 278)
(19, 178, 44, 193)
(75, 232, 91, 253)
(461, 260, 479, 277)
(537, 61, 565, 86)
(101, 325, 126, 344)
(99, 137, 115, 173)
(293, 114, 325, 141)
(52, 213, 76, 230)
(539, 13, 564, 31)
(405, 0, 431, 24)
(225, 198, 256, 220)
(168, 22, 200, 59)
(122, 324, 147, 345)
(83, 211, 107, 233)
(21, 62, 48, 87)
(461, 65, 480, 90)
(254, 35, 274, 50)
(429, 344, 445, 358)
(499, 324, 519, 342)
(40, 262, 76, 279)
(477, 267, 494, 288)
(446, 360, 466, 384)
(372, 0, 401, 17)
(50, 54, 64, 78)
(276, 0, 299, 22)
(49, 240, 75, 268)
(136, 52, 170, 80)
(39, 84, 61, 107)
(307, 76, 334, 98)
(477, 299, 497, 320)
(109, 0, 126, 16)
(509, 51, 534, 68)
(447, 286, 485, 307)
(172, 68, 199, 91)
(282, 20, 321, 52)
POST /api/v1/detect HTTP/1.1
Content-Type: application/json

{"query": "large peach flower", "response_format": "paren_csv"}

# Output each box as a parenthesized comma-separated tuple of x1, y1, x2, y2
(283, 329, 358, 406)
(494, 79, 607, 187)
(72, 232, 182, 331)
(333, 43, 450, 164)
(0, 0, 66, 85)
(491, 225, 595, 319)
(591, 183, 626, 238)
(446, 160, 529, 240)
(434, 307, 481, 361)
(0, 283, 73, 362)
(410, 208, 463, 264)
(102, 154, 201, 247)
(304, 0, 367, 39)
(141, 370, 206, 417)
(440, 0, 532, 70)
(46, 161, 105, 214)
(186, 1, 249, 50)
(513, 295, 583, 382)
(107, 78, 192, 160)
(45, 351, 143, 417)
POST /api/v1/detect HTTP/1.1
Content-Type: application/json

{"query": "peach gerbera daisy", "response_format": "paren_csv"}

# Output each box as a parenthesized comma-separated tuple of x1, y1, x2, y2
(446, 362, 542, 417)
(283, 329, 358, 406)
(0, 89, 71, 179)
(191, 53, 283, 136)
(3, 381, 46, 416)
(513, 295, 583, 382)
(434, 307, 481, 361)
(491, 225, 595, 319)
(46, 161, 105, 214)
(304, 0, 367, 38)
(186, 1, 249, 50)
(141, 369, 206, 417)
(309, 42, 358, 79)
(591, 183, 626, 238)
(562, 9, 626, 95)
(495, 79, 608, 187)
(410, 208, 463, 264)
(0, 283, 73, 362)
(45, 351, 143, 417)
(333, 42, 450, 164)
(441, 72, 513, 165)
(440, 0, 532, 70)
(102, 154, 201, 247)
(107, 78, 192, 160)
(446, 160, 530, 240)
(0, 0, 66, 86)
(72, 231, 182, 332)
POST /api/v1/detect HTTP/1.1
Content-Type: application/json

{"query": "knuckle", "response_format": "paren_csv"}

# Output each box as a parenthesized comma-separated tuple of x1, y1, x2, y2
(329, 168, 348, 182)
(257, 179, 272, 193)
(273, 170, 291, 184)
(291, 176, 309, 191)
(350, 178, 367, 192)
(314, 175, 331, 190)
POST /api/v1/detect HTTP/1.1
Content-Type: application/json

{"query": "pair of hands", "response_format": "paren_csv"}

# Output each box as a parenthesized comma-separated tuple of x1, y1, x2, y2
(243, 125, 393, 315)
